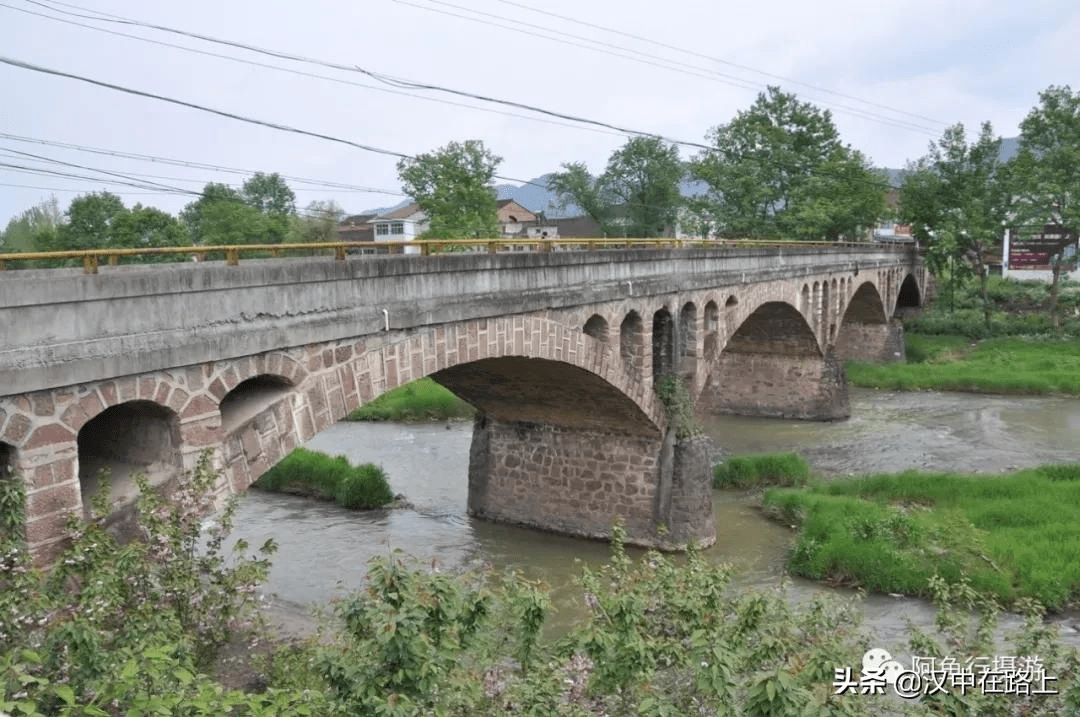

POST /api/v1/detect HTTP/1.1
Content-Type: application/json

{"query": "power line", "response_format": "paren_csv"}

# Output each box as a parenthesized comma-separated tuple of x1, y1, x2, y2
(0, 1, 630, 141)
(488, 0, 947, 128)
(391, 0, 943, 136)
(0, 133, 406, 195)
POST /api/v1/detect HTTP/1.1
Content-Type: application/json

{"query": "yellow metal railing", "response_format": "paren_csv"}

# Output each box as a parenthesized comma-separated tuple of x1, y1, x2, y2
(0, 237, 910, 274)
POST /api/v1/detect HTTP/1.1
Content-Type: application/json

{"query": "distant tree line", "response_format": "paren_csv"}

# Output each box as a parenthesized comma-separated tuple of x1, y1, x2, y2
(0, 172, 344, 264)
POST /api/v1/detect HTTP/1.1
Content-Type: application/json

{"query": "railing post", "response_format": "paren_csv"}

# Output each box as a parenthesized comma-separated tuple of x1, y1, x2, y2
(487, 241, 497, 254)
(226, 249, 239, 266)
(335, 245, 346, 261)
(107, 254, 119, 266)
(82, 255, 98, 274)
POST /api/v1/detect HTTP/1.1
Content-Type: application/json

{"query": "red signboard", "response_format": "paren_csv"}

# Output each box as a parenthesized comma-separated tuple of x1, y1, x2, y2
(1008, 226, 1078, 270)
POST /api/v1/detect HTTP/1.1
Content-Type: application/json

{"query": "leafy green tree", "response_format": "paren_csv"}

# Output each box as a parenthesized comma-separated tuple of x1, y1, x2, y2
(242, 171, 296, 243)
(546, 161, 616, 231)
(1009, 85, 1080, 327)
(549, 137, 685, 238)
(110, 204, 189, 260)
(397, 140, 502, 239)
(50, 191, 125, 251)
(603, 136, 684, 237)
(181, 182, 266, 246)
(0, 196, 61, 252)
(691, 86, 884, 239)
(901, 122, 1009, 322)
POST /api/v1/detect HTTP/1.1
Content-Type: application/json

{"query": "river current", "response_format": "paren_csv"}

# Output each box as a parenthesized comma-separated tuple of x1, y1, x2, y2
(221, 388, 1080, 645)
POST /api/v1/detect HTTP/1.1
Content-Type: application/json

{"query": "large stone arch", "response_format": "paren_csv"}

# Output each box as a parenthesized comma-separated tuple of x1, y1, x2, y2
(835, 281, 905, 362)
(698, 300, 848, 420)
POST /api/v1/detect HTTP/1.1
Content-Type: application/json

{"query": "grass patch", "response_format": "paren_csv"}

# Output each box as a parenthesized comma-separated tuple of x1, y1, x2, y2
(254, 447, 394, 509)
(763, 464, 1080, 611)
(713, 452, 811, 489)
(847, 335, 1080, 395)
(346, 377, 475, 422)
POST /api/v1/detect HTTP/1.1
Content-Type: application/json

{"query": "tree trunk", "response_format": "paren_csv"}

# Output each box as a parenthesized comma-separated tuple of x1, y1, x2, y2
(1048, 253, 1063, 333)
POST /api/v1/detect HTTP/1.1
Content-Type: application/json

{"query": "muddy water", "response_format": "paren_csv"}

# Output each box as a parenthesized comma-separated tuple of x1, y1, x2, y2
(224, 388, 1080, 644)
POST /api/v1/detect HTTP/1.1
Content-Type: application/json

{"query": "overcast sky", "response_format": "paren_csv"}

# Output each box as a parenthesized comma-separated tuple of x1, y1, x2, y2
(2, 0, 1078, 226)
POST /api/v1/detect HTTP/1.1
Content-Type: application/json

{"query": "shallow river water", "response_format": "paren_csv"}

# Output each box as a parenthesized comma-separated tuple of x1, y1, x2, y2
(222, 388, 1080, 647)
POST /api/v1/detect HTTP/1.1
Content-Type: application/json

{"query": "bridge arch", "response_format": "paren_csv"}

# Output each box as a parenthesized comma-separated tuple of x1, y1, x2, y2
(836, 281, 905, 362)
(77, 400, 184, 533)
(698, 300, 848, 420)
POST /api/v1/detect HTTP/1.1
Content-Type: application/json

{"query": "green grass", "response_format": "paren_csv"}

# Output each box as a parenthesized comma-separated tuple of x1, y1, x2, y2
(763, 464, 1080, 611)
(346, 377, 475, 422)
(713, 452, 811, 489)
(254, 447, 394, 509)
(847, 335, 1080, 395)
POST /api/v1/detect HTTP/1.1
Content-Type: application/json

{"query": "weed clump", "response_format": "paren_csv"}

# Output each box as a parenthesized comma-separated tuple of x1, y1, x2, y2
(255, 448, 394, 509)
(713, 452, 811, 489)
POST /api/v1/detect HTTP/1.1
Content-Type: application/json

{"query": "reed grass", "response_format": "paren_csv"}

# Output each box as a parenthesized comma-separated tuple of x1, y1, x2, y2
(763, 464, 1080, 611)
(713, 452, 811, 489)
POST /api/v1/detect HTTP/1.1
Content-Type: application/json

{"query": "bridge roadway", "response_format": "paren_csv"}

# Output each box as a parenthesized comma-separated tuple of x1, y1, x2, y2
(0, 244, 925, 560)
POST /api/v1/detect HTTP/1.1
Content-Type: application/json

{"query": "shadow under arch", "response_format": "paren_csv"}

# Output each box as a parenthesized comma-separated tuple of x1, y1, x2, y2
(836, 281, 905, 362)
(77, 399, 184, 535)
(698, 301, 849, 420)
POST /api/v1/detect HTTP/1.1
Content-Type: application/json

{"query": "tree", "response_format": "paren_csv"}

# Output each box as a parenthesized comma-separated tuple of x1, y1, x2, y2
(242, 172, 296, 244)
(181, 183, 265, 246)
(1, 196, 61, 252)
(296, 200, 345, 244)
(690, 86, 884, 239)
(548, 137, 685, 238)
(52, 191, 126, 251)
(900, 122, 1009, 323)
(1009, 85, 1080, 328)
(546, 161, 616, 232)
(603, 136, 684, 237)
(397, 140, 502, 239)
(110, 205, 189, 261)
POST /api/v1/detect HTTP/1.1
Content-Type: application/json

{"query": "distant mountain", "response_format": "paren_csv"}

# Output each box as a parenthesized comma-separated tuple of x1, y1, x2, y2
(880, 136, 1020, 187)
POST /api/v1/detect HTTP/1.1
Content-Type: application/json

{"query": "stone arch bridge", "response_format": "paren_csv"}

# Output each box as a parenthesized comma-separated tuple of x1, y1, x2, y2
(0, 245, 925, 560)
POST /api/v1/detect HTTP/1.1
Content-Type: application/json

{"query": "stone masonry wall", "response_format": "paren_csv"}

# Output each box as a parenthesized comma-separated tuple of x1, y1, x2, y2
(835, 321, 906, 363)
(699, 352, 850, 421)
(467, 415, 662, 544)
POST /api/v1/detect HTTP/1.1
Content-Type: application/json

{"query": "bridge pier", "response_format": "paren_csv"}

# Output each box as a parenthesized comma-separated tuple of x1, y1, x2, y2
(836, 320, 906, 363)
(466, 414, 715, 549)
(698, 352, 850, 421)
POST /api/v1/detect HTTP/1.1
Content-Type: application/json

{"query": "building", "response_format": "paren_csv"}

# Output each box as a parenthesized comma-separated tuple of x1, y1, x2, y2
(370, 203, 429, 254)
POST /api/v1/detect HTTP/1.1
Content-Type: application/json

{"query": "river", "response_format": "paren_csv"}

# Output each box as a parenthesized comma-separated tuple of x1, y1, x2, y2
(222, 388, 1080, 645)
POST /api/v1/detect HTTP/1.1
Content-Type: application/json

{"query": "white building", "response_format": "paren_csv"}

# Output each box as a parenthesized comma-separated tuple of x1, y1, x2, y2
(371, 202, 429, 254)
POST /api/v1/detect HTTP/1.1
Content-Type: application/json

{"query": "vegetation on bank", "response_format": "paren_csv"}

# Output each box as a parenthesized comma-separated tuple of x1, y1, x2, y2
(847, 276, 1080, 395)
(713, 452, 811, 489)
(253, 447, 394, 509)
(763, 464, 1080, 612)
(3, 457, 1079, 714)
(346, 377, 475, 422)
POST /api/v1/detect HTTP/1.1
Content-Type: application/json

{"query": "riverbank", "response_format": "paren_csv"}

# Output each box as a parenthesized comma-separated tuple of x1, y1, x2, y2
(760, 462, 1080, 612)
(847, 334, 1080, 395)
(345, 376, 475, 422)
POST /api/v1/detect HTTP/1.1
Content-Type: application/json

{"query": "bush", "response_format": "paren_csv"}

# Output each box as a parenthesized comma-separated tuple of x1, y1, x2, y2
(255, 448, 394, 509)
(335, 464, 394, 509)
(713, 452, 811, 489)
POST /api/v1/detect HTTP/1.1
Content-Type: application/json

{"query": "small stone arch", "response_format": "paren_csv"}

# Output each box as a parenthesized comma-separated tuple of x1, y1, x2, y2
(725, 294, 738, 308)
(0, 441, 14, 483)
(583, 314, 610, 343)
(220, 374, 294, 433)
(77, 400, 184, 531)
(620, 311, 644, 376)
(652, 307, 675, 383)
(801, 284, 810, 314)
